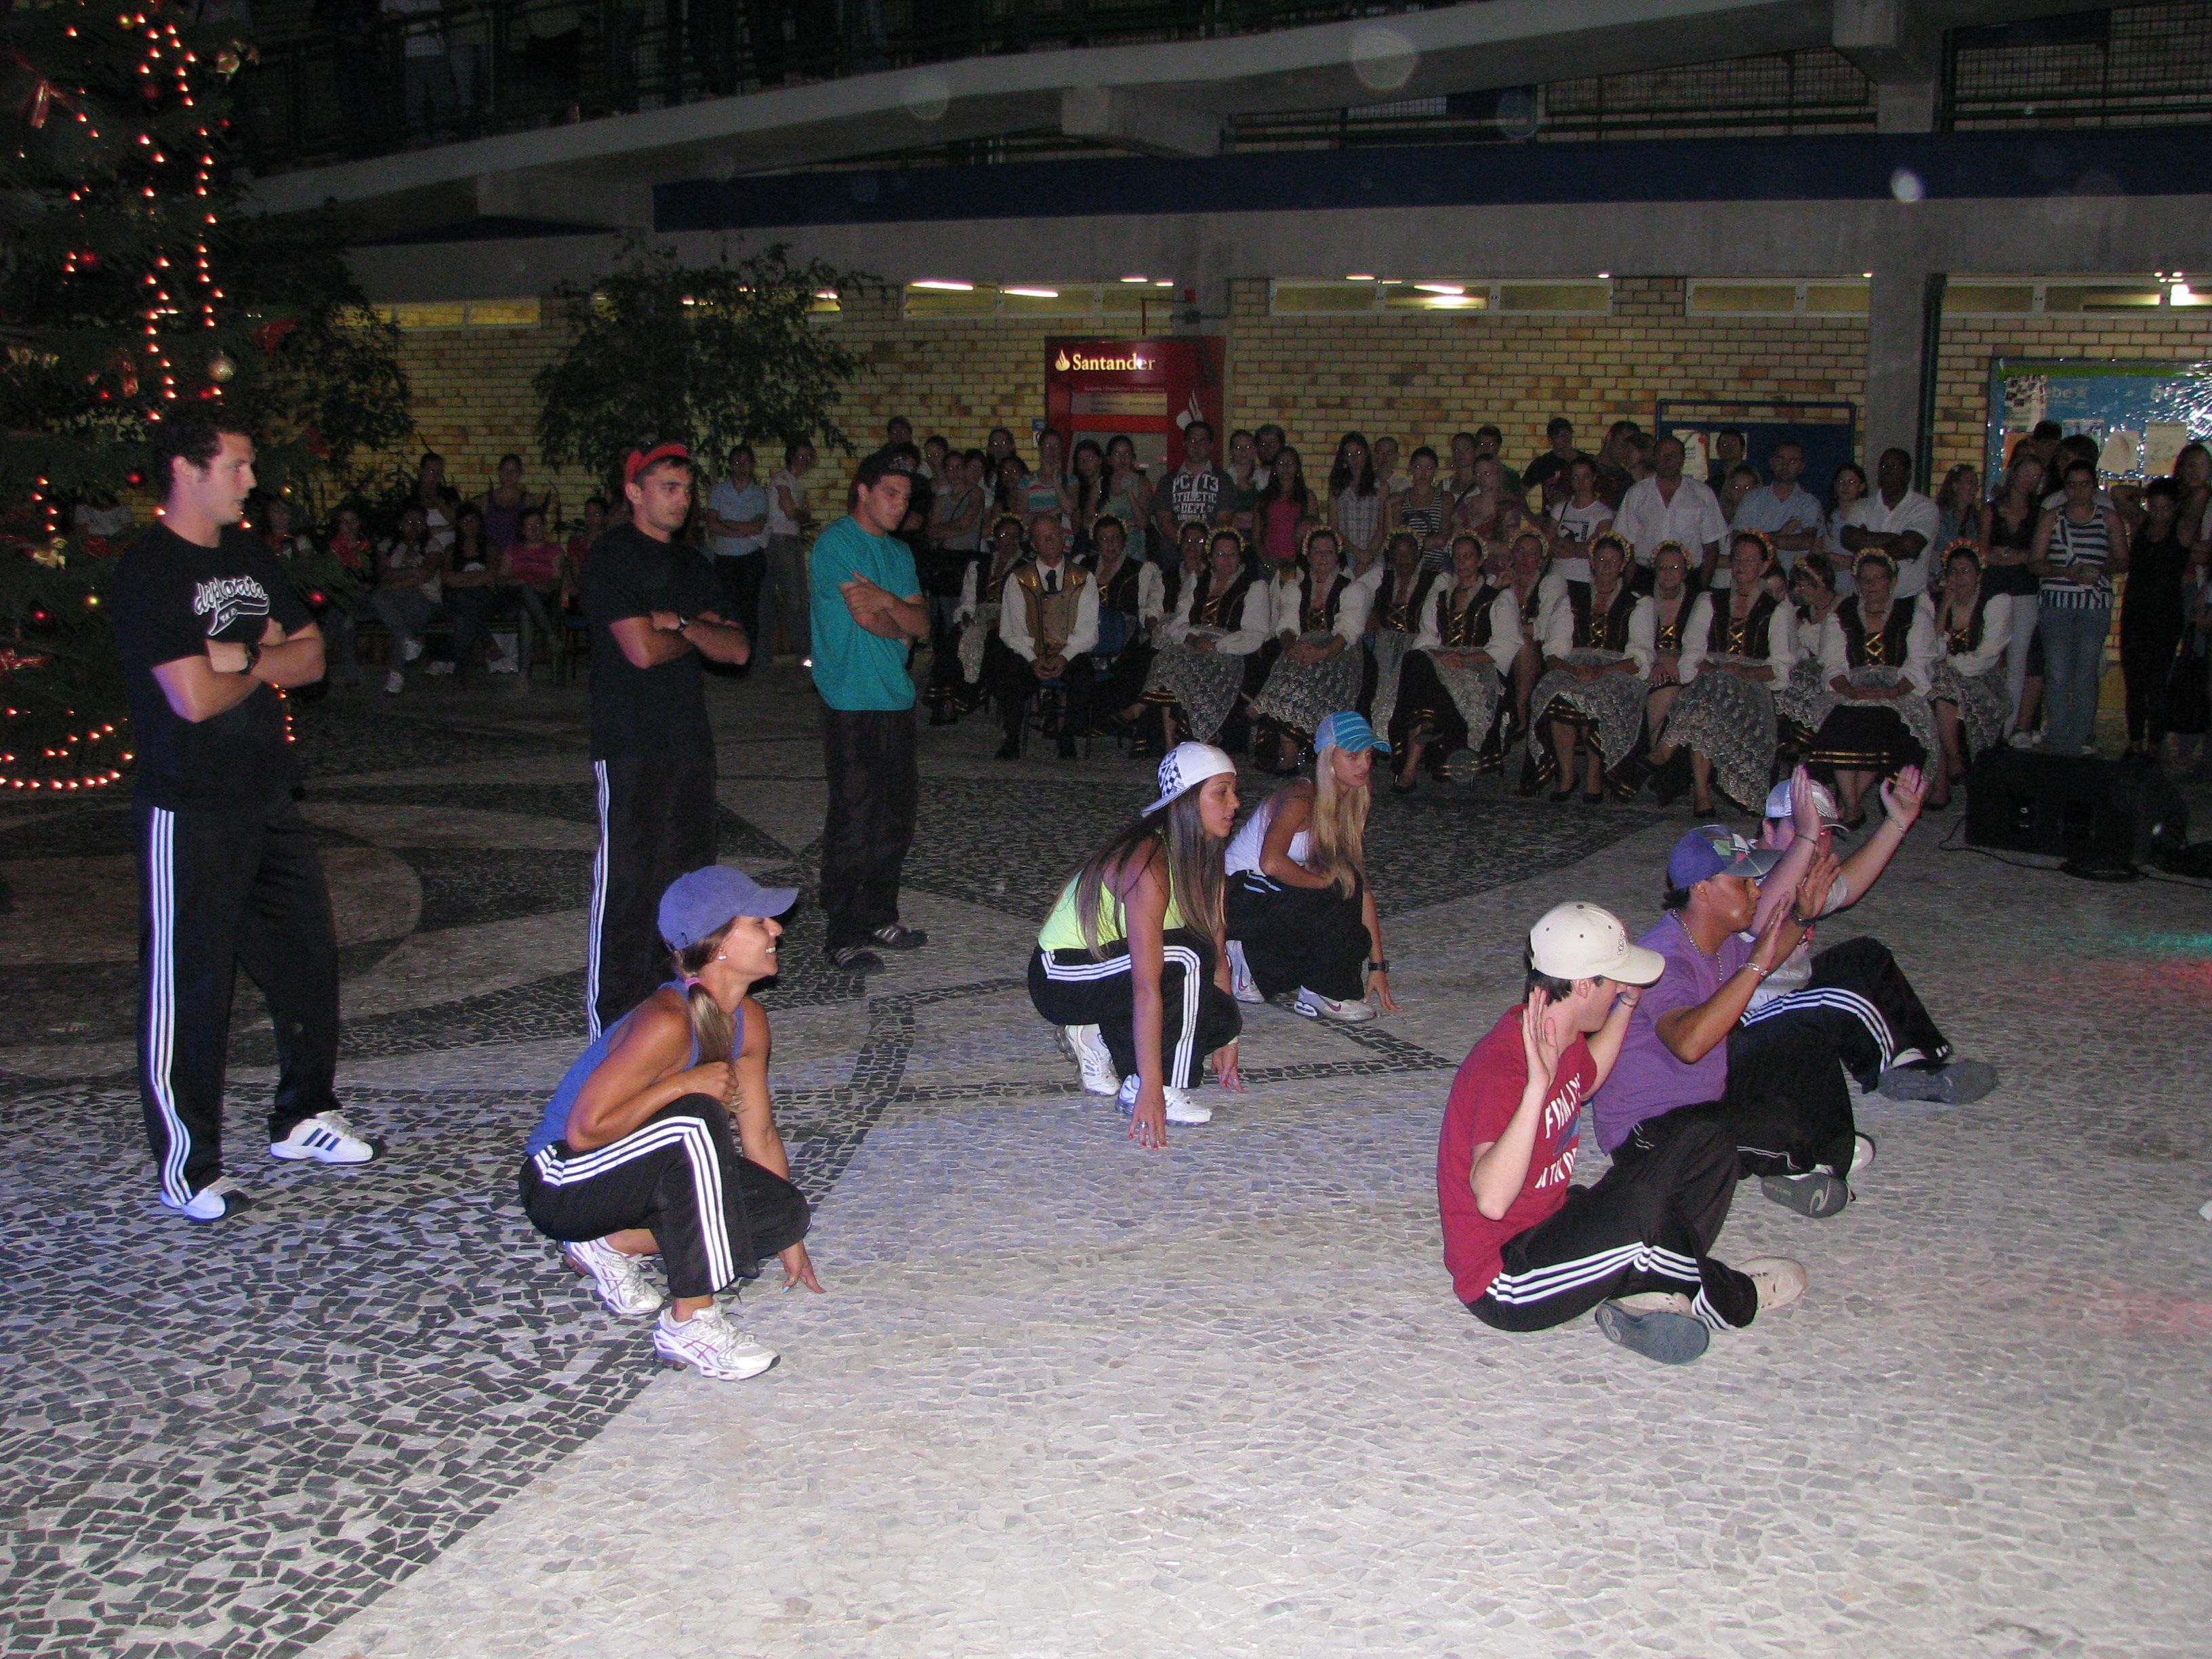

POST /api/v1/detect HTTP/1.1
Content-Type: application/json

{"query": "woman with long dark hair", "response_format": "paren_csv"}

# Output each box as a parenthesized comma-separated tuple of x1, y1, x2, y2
(1364, 529, 1439, 744)
(1030, 744, 1244, 1146)
(1926, 542, 2014, 805)
(1528, 532, 1655, 803)
(1980, 449, 2045, 737)
(1141, 527, 1273, 749)
(930, 512, 1027, 723)
(1329, 432, 1386, 570)
(1821, 462, 1870, 577)
(1258, 445, 1313, 568)
(1649, 529, 1798, 815)
(2117, 476, 2192, 763)
(519, 866, 817, 1380)
(1805, 550, 1940, 823)
(1069, 437, 1109, 554)
(1224, 711, 1398, 1023)
(442, 502, 517, 682)
(2029, 457, 2129, 756)
(1250, 527, 1370, 772)
(1389, 531, 1521, 792)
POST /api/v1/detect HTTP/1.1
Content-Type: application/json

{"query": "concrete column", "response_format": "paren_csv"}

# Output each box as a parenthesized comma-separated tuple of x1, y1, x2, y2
(1864, 264, 1936, 474)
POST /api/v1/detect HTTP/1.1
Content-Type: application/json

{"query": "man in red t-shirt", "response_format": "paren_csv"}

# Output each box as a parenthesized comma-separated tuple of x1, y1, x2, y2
(1438, 901, 1805, 1365)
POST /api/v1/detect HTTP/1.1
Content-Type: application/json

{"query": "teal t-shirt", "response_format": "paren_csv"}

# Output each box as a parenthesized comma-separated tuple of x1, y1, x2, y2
(808, 516, 922, 711)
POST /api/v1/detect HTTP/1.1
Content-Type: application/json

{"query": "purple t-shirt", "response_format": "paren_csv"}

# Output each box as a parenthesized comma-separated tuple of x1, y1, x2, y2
(1589, 912, 1752, 1151)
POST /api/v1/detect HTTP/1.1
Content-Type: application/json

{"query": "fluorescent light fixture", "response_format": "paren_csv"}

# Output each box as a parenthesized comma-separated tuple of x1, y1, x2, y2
(813, 289, 839, 300)
(1154, 279, 1174, 287)
(1597, 271, 1610, 279)
(1415, 282, 1465, 295)
(1120, 274, 1149, 283)
(911, 279, 973, 291)
(1345, 273, 1375, 281)
(2174, 283, 2194, 301)
(1426, 295, 1481, 308)
(1002, 286, 1060, 298)
(1862, 271, 1874, 279)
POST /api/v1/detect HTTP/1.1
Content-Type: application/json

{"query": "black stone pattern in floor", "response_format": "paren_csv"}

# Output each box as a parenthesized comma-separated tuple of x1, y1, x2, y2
(0, 693, 1663, 1659)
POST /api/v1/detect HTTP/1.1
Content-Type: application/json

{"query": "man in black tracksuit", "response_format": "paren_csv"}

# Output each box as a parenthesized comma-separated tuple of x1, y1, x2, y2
(581, 443, 753, 1036)
(112, 409, 376, 1222)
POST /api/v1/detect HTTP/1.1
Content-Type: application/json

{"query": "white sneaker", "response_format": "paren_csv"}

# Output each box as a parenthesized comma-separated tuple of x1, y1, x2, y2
(424, 660, 455, 677)
(1294, 987, 1376, 1023)
(653, 1304, 778, 1380)
(1849, 1134, 1877, 1177)
(269, 1112, 377, 1165)
(400, 636, 424, 663)
(1225, 940, 1263, 1004)
(1740, 1256, 1807, 1313)
(565, 1236, 665, 1317)
(2007, 729, 2040, 750)
(1054, 1024, 1119, 1096)
(384, 669, 405, 695)
(1115, 1073, 1213, 1125)
(489, 654, 520, 674)
(159, 1176, 249, 1222)
(1612, 1290, 1693, 1316)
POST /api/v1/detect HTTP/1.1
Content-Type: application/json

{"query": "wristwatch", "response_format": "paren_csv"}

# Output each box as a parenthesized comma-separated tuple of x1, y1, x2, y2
(1366, 959, 1391, 975)
(237, 638, 262, 675)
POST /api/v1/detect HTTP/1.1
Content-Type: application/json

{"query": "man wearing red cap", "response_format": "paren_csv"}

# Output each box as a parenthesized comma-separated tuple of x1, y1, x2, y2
(581, 443, 752, 1036)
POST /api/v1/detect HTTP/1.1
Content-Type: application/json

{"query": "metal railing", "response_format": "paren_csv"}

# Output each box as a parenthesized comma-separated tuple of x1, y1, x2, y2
(236, 0, 1462, 173)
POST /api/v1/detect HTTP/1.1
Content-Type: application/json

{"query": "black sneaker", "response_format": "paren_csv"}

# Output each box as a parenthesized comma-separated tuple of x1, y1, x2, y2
(871, 924, 928, 951)
(830, 944, 885, 973)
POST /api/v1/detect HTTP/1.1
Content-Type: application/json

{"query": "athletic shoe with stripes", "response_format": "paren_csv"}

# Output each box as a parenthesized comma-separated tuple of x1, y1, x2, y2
(1115, 1073, 1212, 1125)
(159, 1176, 250, 1223)
(653, 1305, 778, 1380)
(565, 1235, 665, 1318)
(1294, 987, 1376, 1023)
(1054, 1024, 1120, 1096)
(1225, 941, 1263, 1005)
(1740, 1256, 1807, 1313)
(269, 1112, 378, 1165)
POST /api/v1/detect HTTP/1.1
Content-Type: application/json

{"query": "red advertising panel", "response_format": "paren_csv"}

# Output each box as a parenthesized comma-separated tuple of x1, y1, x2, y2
(1044, 336, 1227, 476)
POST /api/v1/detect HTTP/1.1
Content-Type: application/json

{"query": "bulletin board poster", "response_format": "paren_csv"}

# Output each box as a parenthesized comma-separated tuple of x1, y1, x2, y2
(1044, 336, 1226, 478)
(1986, 358, 2212, 485)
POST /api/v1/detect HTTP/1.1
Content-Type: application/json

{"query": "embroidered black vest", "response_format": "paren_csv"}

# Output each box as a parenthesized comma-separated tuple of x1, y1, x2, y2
(1095, 554, 1145, 619)
(1652, 592, 1691, 655)
(1568, 579, 1638, 651)
(1296, 573, 1353, 635)
(1706, 590, 1780, 659)
(1189, 567, 1256, 633)
(1376, 565, 1439, 634)
(1439, 581, 1504, 649)
(1943, 588, 1997, 657)
(1837, 594, 1916, 668)
(1519, 581, 1548, 628)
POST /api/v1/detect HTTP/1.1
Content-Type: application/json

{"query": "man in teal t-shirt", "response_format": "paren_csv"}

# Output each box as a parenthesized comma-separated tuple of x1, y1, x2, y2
(808, 447, 933, 971)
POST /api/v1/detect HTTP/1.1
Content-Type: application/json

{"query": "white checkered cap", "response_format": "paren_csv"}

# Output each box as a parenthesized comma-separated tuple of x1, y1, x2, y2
(1528, 901, 1667, 985)
(1763, 776, 1843, 825)
(1143, 742, 1237, 816)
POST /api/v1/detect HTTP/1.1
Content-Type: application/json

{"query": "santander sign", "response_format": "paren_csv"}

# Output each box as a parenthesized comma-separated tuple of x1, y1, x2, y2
(1054, 349, 1151, 373)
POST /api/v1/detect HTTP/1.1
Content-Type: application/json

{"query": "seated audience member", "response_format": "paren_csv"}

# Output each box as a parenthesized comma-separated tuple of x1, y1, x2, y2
(1250, 529, 1370, 773)
(1773, 551, 1842, 752)
(1805, 550, 1939, 825)
(1502, 528, 1557, 754)
(1029, 743, 1244, 1143)
(1648, 530, 1797, 815)
(374, 503, 447, 695)
(1141, 528, 1272, 751)
(1224, 712, 1397, 1023)
(1639, 542, 1696, 788)
(933, 512, 1025, 724)
(567, 496, 609, 581)
(479, 451, 558, 555)
(1750, 771, 1996, 1103)
(1389, 532, 1520, 792)
(1084, 513, 1166, 735)
(1364, 529, 1442, 743)
(1925, 543, 2015, 807)
(1530, 531, 1654, 802)
(990, 513, 1098, 760)
(499, 505, 571, 680)
(442, 504, 518, 682)
(518, 866, 819, 1382)
(1441, 901, 1803, 1366)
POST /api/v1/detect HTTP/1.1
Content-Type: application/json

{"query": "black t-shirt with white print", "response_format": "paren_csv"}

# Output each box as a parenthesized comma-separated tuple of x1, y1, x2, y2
(112, 522, 314, 808)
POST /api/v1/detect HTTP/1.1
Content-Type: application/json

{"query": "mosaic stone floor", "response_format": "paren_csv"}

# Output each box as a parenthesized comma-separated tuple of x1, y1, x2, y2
(1, 665, 2207, 1659)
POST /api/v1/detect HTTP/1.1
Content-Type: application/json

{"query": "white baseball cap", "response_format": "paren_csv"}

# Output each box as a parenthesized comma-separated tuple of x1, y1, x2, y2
(1528, 901, 1666, 985)
(1763, 776, 1844, 827)
(1143, 742, 1237, 816)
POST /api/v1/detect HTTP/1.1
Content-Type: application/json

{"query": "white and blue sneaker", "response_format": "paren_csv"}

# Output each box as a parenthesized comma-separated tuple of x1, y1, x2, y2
(159, 1176, 251, 1223)
(1054, 1024, 1120, 1096)
(1114, 1073, 1213, 1125)
(269, 1112, 378, 1165)
(653, 1305, 778, 1380)
(1225, 941, 1264, 1005)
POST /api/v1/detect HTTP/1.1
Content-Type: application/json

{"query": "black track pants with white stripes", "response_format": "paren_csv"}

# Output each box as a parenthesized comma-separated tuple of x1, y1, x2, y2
(1719, 935, 1949, 1178)
(135, 796, 341, 1204)
(1224, 872, 1370, 1002)
(518, 1096, 810, 1299)
(588, 748, 717, 1039)
(1029, 931, 1243, 1090)
(1469, 1110, 1759, 1333)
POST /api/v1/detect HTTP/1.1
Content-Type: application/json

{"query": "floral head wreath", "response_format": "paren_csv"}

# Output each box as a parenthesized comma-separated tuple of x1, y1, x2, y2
(1209, 525, 1251, 556)
(1729, 528, 1776, 562)
(1091, 510, 1130, 544)
(1853, 548, 1899, 577)
(991, 512, 1027, 540)
(1591, 531, 1635, 562)
(1648, 537, 1689, 566)
(1298, 523, 1341, 561)
(1941, 537, 1982, 570)
(1179, 516, 1214, 541)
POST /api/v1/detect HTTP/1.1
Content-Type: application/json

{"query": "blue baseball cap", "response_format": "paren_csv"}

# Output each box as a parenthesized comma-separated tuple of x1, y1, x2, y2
(1315, 710, 1391, 756)
(657, 865, 798, 949)
(1666, 827, 1782, 890)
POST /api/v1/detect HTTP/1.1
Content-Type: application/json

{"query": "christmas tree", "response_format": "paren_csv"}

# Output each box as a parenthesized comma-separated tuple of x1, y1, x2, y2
(0, 1, 411, 794)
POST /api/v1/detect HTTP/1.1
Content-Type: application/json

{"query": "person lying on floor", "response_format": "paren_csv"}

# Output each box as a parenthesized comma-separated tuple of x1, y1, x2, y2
(1440, 901, 1805, 1367)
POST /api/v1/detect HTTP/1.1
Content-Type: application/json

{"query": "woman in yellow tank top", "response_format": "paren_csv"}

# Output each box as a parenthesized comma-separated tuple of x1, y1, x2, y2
(1030, 742, 1244, 1147)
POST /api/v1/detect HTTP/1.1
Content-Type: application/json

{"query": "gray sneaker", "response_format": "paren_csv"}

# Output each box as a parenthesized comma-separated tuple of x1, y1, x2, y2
(1595, 1300, 1710, 1364)
(1878, 1060, 1997, 1104)
(1760, 1170, 1850, 1217)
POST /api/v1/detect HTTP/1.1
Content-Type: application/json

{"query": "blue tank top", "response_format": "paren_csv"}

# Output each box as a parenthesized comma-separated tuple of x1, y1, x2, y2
(525, 984, 714, 1158)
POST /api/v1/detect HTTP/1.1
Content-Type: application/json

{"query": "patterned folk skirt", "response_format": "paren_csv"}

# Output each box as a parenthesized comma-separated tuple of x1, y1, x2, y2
(1657, 659, 1781, 811)
(1143, 641, 1250, 745)
(956, 602, 1001, 688)
(1532, 651, 1647, 773)
(1805, 666, 1938, 773)
(1364, 628, 1416, 747)
(1772, 652, 1831, 744)
(1389, 648, 1505, 768)
(1249, 632, 1365, 741)
(1928, 656, 2009, 759)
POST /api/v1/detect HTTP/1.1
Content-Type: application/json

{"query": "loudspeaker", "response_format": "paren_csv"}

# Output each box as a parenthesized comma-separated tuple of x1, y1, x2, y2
(1965, 748, 2189, 877)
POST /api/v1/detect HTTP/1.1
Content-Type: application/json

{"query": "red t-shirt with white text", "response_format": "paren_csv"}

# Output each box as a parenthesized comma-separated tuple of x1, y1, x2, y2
(1437, 1006, 1595, 1303)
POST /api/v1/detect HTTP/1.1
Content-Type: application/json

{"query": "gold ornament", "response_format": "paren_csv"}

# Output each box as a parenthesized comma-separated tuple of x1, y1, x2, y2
(207, 352, 236, 382)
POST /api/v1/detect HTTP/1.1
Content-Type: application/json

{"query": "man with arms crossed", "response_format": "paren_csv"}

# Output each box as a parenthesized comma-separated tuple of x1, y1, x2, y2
(811, 448, 933, 972)
(1442, 902, 1805, 1366)
(115, 409, 374, 1221)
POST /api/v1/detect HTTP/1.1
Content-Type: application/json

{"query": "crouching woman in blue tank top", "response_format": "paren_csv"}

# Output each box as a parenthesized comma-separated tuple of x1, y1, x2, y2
(519, 865, 821, 1380)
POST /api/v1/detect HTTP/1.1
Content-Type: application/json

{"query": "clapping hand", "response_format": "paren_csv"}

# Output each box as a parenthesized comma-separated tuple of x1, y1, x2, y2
(1520, 987, 1561, 1092)
(1881, 764, 1926, 827)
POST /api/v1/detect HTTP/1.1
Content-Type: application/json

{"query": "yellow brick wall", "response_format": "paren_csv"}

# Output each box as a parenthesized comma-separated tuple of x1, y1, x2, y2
(381, 321, 603, 518)
(1931, 311, 2212, 480)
